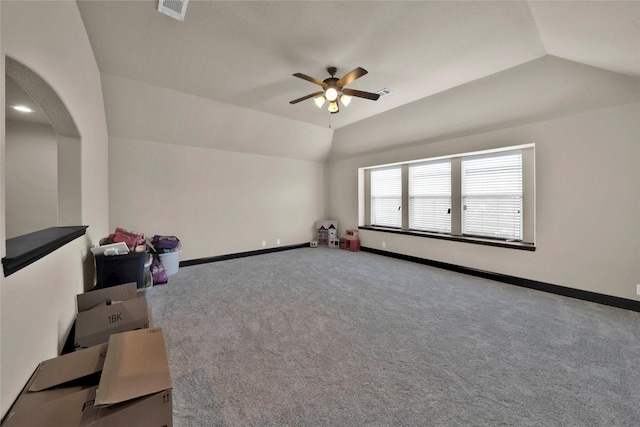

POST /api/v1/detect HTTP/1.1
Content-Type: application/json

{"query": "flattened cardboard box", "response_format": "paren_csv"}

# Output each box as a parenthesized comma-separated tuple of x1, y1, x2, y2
(96, 328, 171, 406)
(75, 283, 150, 348)
(4, 343, 109, 419)
(2, 328, 172, 427)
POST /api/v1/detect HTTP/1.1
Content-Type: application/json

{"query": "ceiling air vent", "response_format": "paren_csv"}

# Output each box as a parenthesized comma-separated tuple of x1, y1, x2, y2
(158, 0, 189, 21)
(376, 88, 393, 97)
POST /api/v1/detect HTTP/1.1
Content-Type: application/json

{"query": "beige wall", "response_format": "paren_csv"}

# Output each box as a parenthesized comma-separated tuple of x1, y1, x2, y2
(109, 137, 325, 260)
(328, 102, 640, 301)
(1, 1, 109, 417)
(103, 72, 331, 261)
(5, 119, 58, 238)
(101, 73, 334, 163)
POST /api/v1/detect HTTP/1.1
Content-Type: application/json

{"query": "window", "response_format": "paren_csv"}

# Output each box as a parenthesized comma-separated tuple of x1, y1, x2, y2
(409, 160, 451, 233)
(361, 144, 535, 249)
(370, 167, 402, 228)
(462, 151, 522, 240)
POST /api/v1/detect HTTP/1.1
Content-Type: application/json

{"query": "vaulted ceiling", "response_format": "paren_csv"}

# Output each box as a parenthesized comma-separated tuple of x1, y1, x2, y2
(74, 0, 639, 160)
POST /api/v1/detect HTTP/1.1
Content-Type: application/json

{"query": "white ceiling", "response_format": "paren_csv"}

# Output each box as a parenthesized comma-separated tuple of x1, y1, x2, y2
(75, 0, 640, 132)
(7, 1, 635, 160)
(331, 54, 640, 158)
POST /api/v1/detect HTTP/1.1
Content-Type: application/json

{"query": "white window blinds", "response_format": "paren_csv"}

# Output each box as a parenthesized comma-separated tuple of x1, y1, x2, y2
(462, 151, 522, 240)
(371, 167, 402, 228)
(409, 160, 451, 233)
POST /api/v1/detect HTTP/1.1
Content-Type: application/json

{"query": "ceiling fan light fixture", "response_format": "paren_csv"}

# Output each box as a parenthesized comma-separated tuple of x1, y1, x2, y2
(290, 66, 379, 115)
(325, 87, 338, 102)
(340, 94, 352, 107)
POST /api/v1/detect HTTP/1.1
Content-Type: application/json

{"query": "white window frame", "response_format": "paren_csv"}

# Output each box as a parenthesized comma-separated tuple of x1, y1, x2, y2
(360, 144, 535, 248)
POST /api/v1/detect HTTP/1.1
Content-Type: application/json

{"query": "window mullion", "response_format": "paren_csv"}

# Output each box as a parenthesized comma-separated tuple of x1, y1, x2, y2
(522, 147, 535, 243)
(364, 169, 371, 226)
(402, 165, 409, 230)
(451, 157, 462, 236)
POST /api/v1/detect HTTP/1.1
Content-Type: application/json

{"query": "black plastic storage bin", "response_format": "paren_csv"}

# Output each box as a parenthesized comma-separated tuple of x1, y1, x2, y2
(94, 251, 147, 289)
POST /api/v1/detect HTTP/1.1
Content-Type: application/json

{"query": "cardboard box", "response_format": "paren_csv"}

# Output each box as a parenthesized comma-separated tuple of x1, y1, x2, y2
(5, 343, 109, 419)
(76, 282, 138, 312)
(96, 328, 171, 407)
(2, 328, 172, 427)
(75, 283, 150, 349)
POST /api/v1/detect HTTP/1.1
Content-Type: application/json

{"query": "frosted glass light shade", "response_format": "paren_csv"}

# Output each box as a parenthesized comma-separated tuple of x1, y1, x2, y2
(314, 96, 326, 108)
(325, 87, 338, 101)
(328, 101, 339, 113)
(340, 94, 352, 107)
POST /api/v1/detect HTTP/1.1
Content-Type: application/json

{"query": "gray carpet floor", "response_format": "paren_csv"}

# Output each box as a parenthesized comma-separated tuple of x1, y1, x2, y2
(145, 247, 640, 426)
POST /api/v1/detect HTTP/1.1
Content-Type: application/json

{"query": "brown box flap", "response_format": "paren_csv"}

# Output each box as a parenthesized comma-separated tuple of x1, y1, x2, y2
(95, 327, 171, 406)
(76, 282, 137, 312)
(28, 343, 108, 392)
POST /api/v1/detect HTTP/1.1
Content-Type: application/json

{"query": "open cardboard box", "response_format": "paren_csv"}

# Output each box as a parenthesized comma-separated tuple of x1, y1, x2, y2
(75, 282, 151, 349)
(2, 328, 172, 427)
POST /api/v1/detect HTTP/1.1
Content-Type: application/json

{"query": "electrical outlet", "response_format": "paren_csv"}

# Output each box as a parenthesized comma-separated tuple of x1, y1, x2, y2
(382, 242, 386, 249)
(277, 239, 280, 245)
(262, 241, 266, 247)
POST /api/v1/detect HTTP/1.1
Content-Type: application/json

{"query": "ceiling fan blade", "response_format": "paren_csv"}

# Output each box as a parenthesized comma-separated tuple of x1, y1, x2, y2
(341, 88, 380, 101)
(337, 67, 368, 87)
(293, 73, 327, 88)
(289, 91, 325, 104)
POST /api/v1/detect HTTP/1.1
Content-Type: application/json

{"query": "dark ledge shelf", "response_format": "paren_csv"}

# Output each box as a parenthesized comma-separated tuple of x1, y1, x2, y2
(3, 226, 88, 277)
(358, 225, 536, 251)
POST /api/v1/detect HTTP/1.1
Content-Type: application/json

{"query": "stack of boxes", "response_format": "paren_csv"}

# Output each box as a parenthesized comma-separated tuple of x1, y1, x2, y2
(2, 283, 172, 426)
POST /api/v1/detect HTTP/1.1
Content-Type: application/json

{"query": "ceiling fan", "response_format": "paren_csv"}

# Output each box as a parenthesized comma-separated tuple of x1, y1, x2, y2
(290, 66, 380, 114)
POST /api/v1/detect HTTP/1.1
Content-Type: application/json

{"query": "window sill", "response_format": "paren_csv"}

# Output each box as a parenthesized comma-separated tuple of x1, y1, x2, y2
(3, 226, 89, 276)
(358, 226, 535, 251)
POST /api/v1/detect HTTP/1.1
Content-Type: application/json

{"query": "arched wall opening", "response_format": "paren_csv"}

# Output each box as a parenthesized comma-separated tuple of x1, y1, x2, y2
(3, 57, 83, 275)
